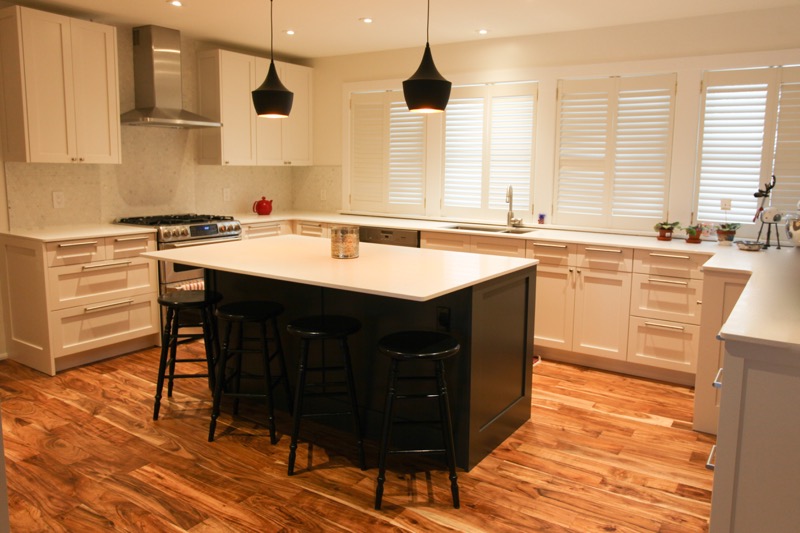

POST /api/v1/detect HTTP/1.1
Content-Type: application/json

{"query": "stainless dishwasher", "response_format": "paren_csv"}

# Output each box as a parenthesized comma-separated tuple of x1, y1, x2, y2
(359, 227, 420, 247)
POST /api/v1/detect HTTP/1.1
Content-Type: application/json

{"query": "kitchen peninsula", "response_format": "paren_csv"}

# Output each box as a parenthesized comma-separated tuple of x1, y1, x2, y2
(143, 235, 538, 470)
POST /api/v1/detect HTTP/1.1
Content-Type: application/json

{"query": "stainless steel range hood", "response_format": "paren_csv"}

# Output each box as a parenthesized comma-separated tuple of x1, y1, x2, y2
(120, 25, 221, 128)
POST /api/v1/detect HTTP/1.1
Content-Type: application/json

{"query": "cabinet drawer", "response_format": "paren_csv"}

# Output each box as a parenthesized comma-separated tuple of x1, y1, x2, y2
(47, 238, 106, 266)
(109, 234, 155, 258)
(47, 257, 157, 310)
(526, 241, 575, 266)
(578, 245, 633, 272)
(50, 292, 159, 358)
(630, 273, 703, 325)
(245, 221, 288, 239)
(627, 316, 699, 373)
(470, 235, 526, 257)
(633, 249, 708, 279)
(420, 232, 470, 252)
(294, 221, 328, 237)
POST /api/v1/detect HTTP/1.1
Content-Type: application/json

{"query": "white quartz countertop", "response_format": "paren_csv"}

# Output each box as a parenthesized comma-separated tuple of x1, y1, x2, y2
(142, 234, 538, 302)
(0, 224, 156, 242)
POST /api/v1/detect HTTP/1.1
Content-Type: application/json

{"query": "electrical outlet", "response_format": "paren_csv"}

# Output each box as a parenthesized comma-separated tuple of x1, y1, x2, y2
(720, 198, 732, 211)
(223, 187, 231, 202)
(52, 191, 65, 209)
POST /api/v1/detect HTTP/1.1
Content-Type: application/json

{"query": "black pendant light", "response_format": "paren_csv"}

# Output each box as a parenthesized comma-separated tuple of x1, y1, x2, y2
(403, 0, 451, 113)
(252, 0, 293, 118)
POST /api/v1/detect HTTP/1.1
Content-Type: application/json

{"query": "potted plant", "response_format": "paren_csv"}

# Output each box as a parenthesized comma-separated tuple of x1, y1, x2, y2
(682, 223, 712, 243)
(715, 222, 741, 246)
(653, 221, 680, 241)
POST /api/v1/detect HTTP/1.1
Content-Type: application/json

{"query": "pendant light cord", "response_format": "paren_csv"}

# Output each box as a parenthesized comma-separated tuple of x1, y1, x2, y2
(270, 0, 275, 62)
(426, 0, 430, 44)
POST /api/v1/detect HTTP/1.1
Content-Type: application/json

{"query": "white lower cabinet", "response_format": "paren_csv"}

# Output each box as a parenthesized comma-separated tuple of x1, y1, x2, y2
(0, 232, 159, 375)
(420, 232, 526, 257)
(293, 221, 329, 238)
(572, 266, 632, 360)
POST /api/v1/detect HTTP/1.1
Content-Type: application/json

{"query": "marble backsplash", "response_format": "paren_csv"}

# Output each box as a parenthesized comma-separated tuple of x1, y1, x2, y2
(3, 125, 342, 228)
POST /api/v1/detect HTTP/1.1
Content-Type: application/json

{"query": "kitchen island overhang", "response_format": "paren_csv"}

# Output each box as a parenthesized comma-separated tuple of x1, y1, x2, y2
(144, 235, 539, 470)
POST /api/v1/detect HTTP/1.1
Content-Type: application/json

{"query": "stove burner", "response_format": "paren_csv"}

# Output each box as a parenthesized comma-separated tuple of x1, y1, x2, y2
(116, 214, 235, 226)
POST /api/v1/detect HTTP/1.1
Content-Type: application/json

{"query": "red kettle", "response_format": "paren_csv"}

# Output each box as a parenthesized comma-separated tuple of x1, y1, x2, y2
(252, 197, 273, 215)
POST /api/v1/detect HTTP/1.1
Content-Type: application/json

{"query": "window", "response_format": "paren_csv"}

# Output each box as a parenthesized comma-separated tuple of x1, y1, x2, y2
(554, 74, 677, 230)
(696, 66, 800, 225)
(348, 82, 537, 218)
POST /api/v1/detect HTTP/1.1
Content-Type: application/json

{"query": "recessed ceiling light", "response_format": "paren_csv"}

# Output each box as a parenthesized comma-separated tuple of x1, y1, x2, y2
(359, 17, 373, 24)
(477, 29, 489, 36)
(284, 29, 295, 36)
(166, 0, 183, 7)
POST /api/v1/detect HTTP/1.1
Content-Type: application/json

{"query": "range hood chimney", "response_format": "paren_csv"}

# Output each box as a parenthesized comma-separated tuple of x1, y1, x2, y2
(120, 25, 221, 128)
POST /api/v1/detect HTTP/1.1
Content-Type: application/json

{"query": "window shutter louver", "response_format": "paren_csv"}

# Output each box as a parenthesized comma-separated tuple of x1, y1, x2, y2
(350, 94, 385, 210)
(388, 101, 425, 208)
(772, 71, 800, 214)
(489, 94, 535, 211)
(443, 97, 484, 209)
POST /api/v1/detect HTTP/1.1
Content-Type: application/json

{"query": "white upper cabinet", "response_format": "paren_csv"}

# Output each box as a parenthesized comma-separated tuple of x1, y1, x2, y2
(198, 49, 312, 166)
(0, 6, 121, 164)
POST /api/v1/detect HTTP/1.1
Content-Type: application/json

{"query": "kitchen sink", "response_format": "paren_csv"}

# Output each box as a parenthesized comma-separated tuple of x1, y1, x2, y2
(447, 224, 535, 234)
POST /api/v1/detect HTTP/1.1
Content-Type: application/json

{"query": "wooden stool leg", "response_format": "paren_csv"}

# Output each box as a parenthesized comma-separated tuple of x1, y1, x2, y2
(288, 340, 310, 476)
(436, 360, 459, 509)
(201, 304, 217, 391)
(260, 320, 278, 445)
(166, 308, 181, 398)
(208, 320, 233, 442)
(341, 337, 366, 471)
(153, 307, 175, 420)
(375, 359, 399, 510)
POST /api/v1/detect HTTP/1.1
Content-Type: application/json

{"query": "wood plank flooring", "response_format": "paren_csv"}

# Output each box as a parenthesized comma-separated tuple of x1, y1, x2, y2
(0, 344, 715, 532)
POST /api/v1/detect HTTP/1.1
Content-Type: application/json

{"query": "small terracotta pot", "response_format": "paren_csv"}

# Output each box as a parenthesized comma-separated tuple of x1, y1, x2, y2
(686, 235, 701, 244)
(716, 229, 736, 246)
(657, 229, 673, 241)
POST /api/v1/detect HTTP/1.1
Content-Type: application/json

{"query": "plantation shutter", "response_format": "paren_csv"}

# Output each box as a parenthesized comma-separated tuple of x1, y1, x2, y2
(696, 66, 800, 225)
(350, 92, 426, 214)
(442, 83, 536, 218)
(555, 74, 676, 230)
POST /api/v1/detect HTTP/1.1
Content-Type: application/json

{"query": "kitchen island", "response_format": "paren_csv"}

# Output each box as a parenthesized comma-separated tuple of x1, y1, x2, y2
(143, 235, 538, 470)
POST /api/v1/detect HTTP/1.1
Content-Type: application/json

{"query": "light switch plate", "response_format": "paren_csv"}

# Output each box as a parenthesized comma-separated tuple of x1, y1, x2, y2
(720, 198, 732, 211)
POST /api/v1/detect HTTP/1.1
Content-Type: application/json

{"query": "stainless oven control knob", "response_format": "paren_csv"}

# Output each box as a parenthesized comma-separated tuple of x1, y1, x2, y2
(219, 224, 228, 233)
(180, 227, 189, 237)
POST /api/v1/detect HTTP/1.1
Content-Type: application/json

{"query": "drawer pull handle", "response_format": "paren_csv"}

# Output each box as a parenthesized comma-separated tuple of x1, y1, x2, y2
(114, 236, 150, 242)
(82, 261, 132, 270)
(713, 368, 723, 389)
(647, 277, 689, 286)
(58, 240, 99, 248)
(84, 299, 135, 313)
(585, 247, 623, 254)
(644, 321, 685, 331)
(533, 243, 568, 249)
(649, 252, 690, 260)
(706, 445, 716, 471)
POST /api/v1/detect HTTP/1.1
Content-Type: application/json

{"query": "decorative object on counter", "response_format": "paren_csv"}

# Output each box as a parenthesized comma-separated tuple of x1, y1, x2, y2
(403, 0, 451, 113)
(715, 222, 741, 246)
(331, 225, 359, 258)
(682, 222, 712, 244)
(654, 221, 680, 241)
(736, 240, 763, 252)
(753, 175, 781, 249)
(252, 197, 273, 215)
(252, 0, 293, 118)
(786, 204, 800, 246)
(538, 213, 545, 224)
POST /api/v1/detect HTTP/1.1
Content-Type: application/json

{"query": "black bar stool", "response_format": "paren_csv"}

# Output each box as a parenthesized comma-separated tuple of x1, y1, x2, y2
(285, 315, 366, 476)
(153, 290, 222, 420)
(374, 330, 461, 510)
(208, 300, 293, 444)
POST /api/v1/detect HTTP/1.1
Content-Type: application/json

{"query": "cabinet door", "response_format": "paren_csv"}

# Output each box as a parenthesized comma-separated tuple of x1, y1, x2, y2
(420, 232, 470, 252)
(19, 8, 75, 163)
(254, 56, 283, 165)
(470, 235, 526, 257)
(220, 50, 257, 165)
(279, 62, 312, 165)
(69, 18, 120, 163)
(533, 264, 575, 351)
(573, 268, 631, 360)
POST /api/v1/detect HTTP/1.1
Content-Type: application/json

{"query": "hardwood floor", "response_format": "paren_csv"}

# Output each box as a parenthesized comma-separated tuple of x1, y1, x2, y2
(0, 344, 715, 532)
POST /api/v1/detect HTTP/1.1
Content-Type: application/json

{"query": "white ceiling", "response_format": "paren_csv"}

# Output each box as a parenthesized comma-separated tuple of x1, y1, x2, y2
(2, 0, 798, 59)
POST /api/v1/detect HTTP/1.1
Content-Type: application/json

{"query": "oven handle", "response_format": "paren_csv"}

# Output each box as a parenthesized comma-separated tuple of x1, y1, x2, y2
(165, 236, 242, 248)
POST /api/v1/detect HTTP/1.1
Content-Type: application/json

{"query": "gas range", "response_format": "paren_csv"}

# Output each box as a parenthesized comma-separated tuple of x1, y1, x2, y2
(116, 213, 242, 244)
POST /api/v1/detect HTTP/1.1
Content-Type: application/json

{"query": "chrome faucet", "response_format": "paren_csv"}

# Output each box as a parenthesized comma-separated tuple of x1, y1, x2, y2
(506, 185, 523, 227)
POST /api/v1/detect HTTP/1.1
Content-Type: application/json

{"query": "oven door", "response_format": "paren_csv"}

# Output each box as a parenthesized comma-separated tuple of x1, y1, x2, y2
(159, 236, 241, 287)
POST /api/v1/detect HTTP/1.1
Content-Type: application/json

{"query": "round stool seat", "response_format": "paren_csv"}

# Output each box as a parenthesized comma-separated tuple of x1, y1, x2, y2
(158, 290, 222, 308)
(216, 300, 284, 322)
(378, 331, 460, 361)
(287, 315, 361, 340)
